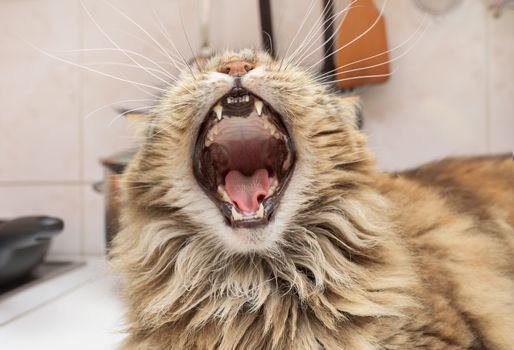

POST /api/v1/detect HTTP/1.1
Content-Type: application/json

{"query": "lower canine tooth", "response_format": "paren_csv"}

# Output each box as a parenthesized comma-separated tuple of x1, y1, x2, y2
(256, 204, 264, 218)
(214, 103, 222, 120)
(231, 206, 243, 221)
(255, 99, 263, 116)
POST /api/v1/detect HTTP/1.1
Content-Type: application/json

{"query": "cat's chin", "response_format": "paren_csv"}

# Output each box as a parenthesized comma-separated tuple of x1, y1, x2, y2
(217, 224, 281, 253)
(193, 86, 296, 230)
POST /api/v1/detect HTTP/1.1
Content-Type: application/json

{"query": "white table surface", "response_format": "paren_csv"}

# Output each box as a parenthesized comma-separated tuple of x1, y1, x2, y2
(0, 256, 126, 350)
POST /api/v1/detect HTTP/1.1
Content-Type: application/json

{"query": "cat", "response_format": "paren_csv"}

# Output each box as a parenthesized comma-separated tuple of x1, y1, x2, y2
(110, 49, 514, 349)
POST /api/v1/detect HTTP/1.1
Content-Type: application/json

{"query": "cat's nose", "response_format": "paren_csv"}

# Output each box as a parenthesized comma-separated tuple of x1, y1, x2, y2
(218, 60, 255, 77)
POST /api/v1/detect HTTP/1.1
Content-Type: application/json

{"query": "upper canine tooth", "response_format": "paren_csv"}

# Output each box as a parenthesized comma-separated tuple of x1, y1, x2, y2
(256, 204, 264, 218)
(255, 99, 263, 116)
(214, 103, 223, 120)
(217, 185, 232, 202)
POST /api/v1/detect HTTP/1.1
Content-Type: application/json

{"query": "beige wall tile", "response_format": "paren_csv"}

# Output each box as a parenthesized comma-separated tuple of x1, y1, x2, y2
(83, 183, 106, 255)
(81, 0, 201, 181)
(0, 185, 81, 255)
(362, 0, 489, 171)
(488, 10, 514, 153)
(271, 0, 330, 70)
(209, 0, 262, 50)
(0, 0, 80, 181)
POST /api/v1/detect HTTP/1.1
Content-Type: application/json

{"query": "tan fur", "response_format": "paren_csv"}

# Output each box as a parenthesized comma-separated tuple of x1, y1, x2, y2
(110, 50, 514, 349)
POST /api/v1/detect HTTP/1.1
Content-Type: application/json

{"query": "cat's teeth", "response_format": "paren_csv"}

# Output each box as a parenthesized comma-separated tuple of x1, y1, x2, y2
(214, 103, 222, 120)
(231, 206, 243, 221)
(256, 204, 264, 218)
(268, 178, 278, 194)
(255, 99, 263, 116)
(282, 153, 292, 171)
(217, 185, 231, 202)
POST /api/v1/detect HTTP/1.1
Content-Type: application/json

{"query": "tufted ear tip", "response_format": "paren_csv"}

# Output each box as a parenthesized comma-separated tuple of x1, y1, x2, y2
(114, 108, 151, 137)
(115, 108, 149, 122)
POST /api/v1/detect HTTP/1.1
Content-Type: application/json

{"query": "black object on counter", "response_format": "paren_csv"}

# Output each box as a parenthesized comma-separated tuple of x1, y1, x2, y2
(0, 216, 64, 286)
(259, 0, 275, 57)
(94, 150, 134, 251)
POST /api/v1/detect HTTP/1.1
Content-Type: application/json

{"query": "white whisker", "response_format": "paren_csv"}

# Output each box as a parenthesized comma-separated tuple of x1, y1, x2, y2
(320, 66, 399, 85)
(112, 27, 185, 71)
(281, 0, 318, 68)
(285, 0, 334, 69)
(152, 10, 197, 79)
(176, 2, 200, 77)
(81, 1, 174, 87)
(104, 0, 188, 74)
(290, 0, 357, 69)
(315, 17, 427, 80)
(85, 98, 158, 120)
(108, 105, 152, 127)
(25, 40, 167, 92)
(86, 61, 176, 81)
(306, 0, 389, 72)
(315, 18, 429, 81)
(60, 47, 179, 81)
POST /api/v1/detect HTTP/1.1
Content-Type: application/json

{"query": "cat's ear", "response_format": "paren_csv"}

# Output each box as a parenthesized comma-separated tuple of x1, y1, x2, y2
(117, 108, 150, 137)
(336, 95, 362, 129)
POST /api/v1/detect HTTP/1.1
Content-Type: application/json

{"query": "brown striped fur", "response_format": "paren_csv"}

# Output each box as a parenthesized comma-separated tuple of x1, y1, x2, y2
(110, 50, 514, 349)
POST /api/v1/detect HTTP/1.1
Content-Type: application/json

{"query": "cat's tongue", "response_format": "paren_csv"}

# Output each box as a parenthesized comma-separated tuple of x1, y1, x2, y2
(225, 169, 270, 214)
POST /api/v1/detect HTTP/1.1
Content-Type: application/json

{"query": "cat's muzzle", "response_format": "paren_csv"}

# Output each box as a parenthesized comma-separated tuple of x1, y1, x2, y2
(193, 88, 296, 228)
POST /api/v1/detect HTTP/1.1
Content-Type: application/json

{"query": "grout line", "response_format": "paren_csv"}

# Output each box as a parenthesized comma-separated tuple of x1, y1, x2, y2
(78, 0, 86, 257)
(484, 6, 492, 153)
(0, 180, 97, 187)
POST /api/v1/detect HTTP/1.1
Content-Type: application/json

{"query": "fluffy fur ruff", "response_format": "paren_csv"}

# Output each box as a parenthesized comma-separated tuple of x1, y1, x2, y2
(110, 50, 514, 349)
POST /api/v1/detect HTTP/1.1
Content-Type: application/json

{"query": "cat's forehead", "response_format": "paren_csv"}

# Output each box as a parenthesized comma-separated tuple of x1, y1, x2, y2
(202, 49, 270, 72)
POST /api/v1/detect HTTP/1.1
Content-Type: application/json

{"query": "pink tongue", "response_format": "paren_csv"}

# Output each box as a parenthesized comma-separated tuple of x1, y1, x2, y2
(225, 169, 270, 213)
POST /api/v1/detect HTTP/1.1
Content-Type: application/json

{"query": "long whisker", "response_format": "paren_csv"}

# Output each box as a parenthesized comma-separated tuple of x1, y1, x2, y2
(306, 0, 389, 72)
(293, 0, 359, 68)
(315, 18, 427, 80)
(104, 0, 188, 74)
(26, 41, 167, 92)
(281, 0, 318, 65)
(319, 67, 399, 85)
(108, 106, 152, 127)
(86, 61, 176, 81)
(81, 1, 174, 87)
(315, 19, 429, 81)
(112, 27, 185, 71)
(152, 10, 197, 79)
(177, 1, 200, 77)
(285, 0, 334, 69)
(60, 47, 179, 81)
(85, 98, 158, 120)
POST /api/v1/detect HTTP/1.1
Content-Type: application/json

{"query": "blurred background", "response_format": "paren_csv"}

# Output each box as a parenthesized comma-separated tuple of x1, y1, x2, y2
(0, 0, 512, 347)
(0, 0, 512, 257)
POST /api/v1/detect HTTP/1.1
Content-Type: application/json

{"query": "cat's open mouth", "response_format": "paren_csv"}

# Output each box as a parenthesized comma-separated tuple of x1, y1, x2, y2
(193, 87, 296, 228)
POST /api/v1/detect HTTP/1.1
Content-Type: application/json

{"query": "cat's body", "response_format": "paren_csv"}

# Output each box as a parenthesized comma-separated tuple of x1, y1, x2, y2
(111, 50, 514, 349)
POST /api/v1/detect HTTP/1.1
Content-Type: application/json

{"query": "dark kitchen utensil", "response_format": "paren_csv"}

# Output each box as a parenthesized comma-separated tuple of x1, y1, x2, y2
(0, 216, 64, 286)
(259, 0, 275, 57)
(94, 150, 135, 250)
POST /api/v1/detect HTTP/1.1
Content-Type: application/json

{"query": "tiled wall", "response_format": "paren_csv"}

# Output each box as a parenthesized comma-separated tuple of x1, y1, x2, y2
(0, 0, 512, 255)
